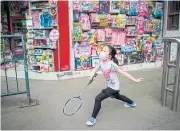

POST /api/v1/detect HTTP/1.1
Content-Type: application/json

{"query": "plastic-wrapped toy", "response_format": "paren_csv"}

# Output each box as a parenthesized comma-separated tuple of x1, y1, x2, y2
(126, 38, 137, 46)
(112, 14, 126, 29)
(73, 0, 81, 12)
(137, 1, 148, 17)
(90, 13, 99, 28)
(27, 30, 34, 39)
(73, 12, 79, 22)
(111, 30, 126, 46)
(129, 0, 138, 16)
(137, 35, 144, 51)
(40, 11, 52, 27)
(73, 22, 83, 41)
(50, 8, 57, 26)
(126, 26, 137, 36)
(154, 2, 163, 18)
(79, 13, 91, 31)
(34, 30, 44, 38)
(32, 10, 40, 28)
(81, 0, 92, 12)
(137, 16, 144, 35)
(90, 1, 99, 12)
(122, 38, 137, 53)
(41, 61, 50, 72)
(155, 42, 164, 61)
(90, 13, 99, 24)
(105, 28, 112, 39)
(82, 32, 88, 42)
(117, 31, 126, 45)
(152, 19, 161, 37)
(75, 56, 91, 70)
(96, 29, 105, 42)
(110, 0, 120, 14)
(144, 18, 153, 32)
(119, 1, 130, 14)
(91, 45, 98, 56)
(143, 34, 152, 52)
(74, 44, 92, 58)
(99, 0, 110, 13)
(126, 16, 137, 25)
(121, 44, 136, 54)
(107, 14, 112, 24)
(99, 15, 108, 27)
(96, 43, 103, 55)
(111, 30, 118, 45)
(34, 49, 43, 55)
(88, 32, 96, 44)
(148, 1, 155, 16)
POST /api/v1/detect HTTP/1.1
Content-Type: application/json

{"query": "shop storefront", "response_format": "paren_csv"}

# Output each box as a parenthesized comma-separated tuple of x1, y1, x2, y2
(70, 0, 164, 71)
(1, 0, 168, 80)
(1, 1, 70, 73)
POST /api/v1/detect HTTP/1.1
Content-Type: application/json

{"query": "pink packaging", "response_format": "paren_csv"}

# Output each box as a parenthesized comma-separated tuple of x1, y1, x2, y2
(111, 30, 126, 46)
(73, 1, 81, 12)
(111, 30, 118, 45)
(126, 26, 137, 36)
(107, 14, 112, 23)
(90, 1, 100, 12)
(117, 31, 126, 45)
(137, 16, 144, 35)
(137, 1, 148, 17)
(90, 13, 100, 24)
(126, 38, 137, 46)
(32, 11, 40, 28)
(79, 13, 91, 31)
(96, 29, 105, 41)
(105, 28, 112, 38)
(82, 32, 88, 42)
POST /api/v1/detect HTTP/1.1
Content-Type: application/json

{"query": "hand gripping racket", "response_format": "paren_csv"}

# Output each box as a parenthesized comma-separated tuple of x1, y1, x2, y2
(63, 73, 98, 116)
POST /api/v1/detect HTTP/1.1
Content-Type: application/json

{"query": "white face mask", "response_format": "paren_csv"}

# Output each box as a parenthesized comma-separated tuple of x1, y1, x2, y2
(100, 52, 108, 61)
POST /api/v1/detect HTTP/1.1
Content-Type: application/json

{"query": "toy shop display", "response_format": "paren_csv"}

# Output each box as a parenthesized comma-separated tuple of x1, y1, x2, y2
(1, 3, 9, 35)
(72, 1, 164, 70)
(26, 1, 58, 72)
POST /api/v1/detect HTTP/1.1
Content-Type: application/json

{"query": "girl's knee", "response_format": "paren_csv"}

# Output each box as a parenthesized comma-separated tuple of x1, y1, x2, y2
(95, 95, 102, 102)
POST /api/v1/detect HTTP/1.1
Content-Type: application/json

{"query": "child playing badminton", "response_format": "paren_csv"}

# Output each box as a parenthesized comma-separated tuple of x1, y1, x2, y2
(86, 45, 143, 126)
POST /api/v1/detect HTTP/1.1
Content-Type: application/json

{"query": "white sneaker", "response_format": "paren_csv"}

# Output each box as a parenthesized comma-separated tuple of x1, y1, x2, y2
(86, 117, 96, 126)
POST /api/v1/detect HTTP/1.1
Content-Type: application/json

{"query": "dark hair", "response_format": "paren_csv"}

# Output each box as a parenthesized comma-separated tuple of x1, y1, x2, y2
(104, 45, 118, 65)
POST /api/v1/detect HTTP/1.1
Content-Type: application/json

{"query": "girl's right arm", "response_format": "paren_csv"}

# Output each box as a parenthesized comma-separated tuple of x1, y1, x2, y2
(90, 64, 100, 80)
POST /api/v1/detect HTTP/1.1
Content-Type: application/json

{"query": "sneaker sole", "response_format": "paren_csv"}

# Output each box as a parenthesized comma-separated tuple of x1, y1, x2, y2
(124, 103, 136, 108)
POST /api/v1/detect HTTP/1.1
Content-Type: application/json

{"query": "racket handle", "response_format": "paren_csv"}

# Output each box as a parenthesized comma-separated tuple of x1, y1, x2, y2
(88, 73, 98, 86)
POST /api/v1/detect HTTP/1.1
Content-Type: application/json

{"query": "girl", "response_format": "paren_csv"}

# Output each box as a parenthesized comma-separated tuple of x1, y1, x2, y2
(86, 45, 143, 126)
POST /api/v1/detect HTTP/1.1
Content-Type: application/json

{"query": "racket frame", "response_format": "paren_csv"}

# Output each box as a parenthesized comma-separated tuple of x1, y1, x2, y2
(63, 73, 98, 116)
(63, 96, 82, 116)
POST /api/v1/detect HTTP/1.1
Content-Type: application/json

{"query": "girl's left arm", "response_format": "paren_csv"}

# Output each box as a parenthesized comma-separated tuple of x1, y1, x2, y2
(117, 67, 143, 83)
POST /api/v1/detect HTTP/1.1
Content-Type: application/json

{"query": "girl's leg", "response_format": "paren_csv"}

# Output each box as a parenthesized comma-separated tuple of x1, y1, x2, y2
(115, 93, 133, 104)
(86, 88, 115, 126)
(91, 91, 109, 118)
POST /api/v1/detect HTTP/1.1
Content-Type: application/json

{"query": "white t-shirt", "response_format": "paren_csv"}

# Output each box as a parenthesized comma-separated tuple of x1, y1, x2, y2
(99, 60, 120, 91)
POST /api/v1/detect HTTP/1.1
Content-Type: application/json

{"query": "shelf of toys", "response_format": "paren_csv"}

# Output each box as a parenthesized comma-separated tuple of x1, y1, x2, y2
(1, 2, 29, 69)
(72, 0, 164, 71)
(26, 0, 59, 72)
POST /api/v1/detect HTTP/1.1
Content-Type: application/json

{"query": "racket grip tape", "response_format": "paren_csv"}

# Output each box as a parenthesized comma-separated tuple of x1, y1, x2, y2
(88, 73, 98, 86)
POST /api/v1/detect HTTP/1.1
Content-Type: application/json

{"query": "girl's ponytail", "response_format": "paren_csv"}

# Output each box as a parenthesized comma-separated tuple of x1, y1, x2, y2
(112, 55, 118, 65)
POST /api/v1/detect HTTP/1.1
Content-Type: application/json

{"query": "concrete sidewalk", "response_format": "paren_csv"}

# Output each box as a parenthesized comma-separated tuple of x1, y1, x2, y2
(1, 68, 180, 130)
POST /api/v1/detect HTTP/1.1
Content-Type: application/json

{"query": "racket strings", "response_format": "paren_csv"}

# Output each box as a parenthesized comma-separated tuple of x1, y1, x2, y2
(63, 98, 82, 116)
